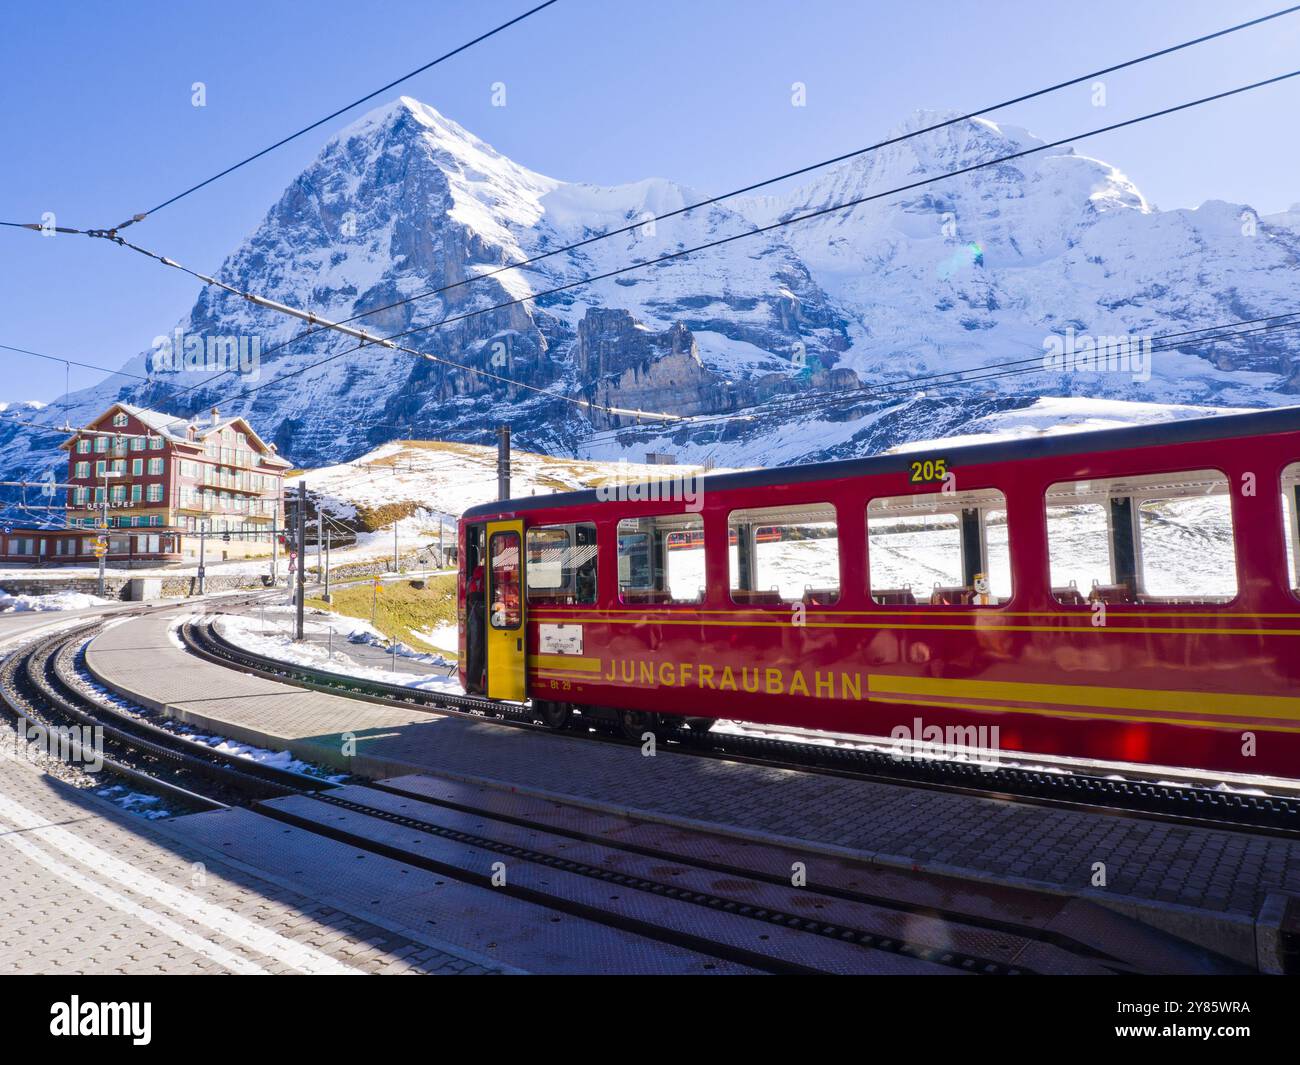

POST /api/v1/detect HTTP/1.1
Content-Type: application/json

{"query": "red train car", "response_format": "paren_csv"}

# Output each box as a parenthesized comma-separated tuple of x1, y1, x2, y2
(458, 407, 1300, 779)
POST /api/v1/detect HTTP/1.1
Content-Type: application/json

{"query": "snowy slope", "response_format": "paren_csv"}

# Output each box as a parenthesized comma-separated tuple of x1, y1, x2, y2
(301, 439, 727, 525)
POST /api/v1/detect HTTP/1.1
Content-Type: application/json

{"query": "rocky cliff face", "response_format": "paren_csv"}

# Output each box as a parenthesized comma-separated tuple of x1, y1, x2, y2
(2, 98, 1297, 484)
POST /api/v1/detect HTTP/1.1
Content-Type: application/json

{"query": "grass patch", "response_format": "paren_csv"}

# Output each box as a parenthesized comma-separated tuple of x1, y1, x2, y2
(352, 499, 420, 532)
(306, 573, 457, 650)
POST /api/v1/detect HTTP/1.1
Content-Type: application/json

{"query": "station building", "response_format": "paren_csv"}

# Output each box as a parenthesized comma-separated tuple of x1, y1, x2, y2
(0, 402, 291, 567)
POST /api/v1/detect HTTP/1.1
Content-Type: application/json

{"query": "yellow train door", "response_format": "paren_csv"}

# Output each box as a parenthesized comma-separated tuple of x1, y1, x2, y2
(485, 519, 526, 701)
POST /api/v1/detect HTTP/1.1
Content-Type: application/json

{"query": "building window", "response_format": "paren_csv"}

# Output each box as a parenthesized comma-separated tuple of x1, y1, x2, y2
(1046, 471, 1237, 604)
(146, 484, 164, 503)
(94, 437, 108, 453)
(130, 436, 145, 451)
(74, 487, 89, 505)
(148, 436, 163, 450)
(617, 513, 706, 604)
(112, 412, 128, 427)
(147, 457, 164, 475)
(526, 523, 598, 605)
(75, 462, 89, 479)
(130, 484, 142, 502)
(131, 458, 142, 476)
(110, 485, 126, 504)
(729, 503, 840, 606)
(868, 488, 1011, 606)
(95, 461, 106, 477)
(76, 439, 90, 454)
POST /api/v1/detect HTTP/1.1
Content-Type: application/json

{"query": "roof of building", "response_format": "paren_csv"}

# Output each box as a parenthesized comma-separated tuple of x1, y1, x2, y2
(59, 402, 291, 467)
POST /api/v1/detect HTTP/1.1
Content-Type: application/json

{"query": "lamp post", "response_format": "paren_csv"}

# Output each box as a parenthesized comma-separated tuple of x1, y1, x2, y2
(97, 470, 122, 598)
(198, 518, 208, 596)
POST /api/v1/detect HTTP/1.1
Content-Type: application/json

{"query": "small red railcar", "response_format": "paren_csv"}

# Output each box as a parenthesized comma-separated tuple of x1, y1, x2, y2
(459, 408, 1300, 779)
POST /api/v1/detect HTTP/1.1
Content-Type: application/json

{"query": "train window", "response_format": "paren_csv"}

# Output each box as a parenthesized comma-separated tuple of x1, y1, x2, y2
(867, 488, 1010, 605)
(1045, 496, 1111, 603)
(1282, 463, 1300, 596)
(727, 504, 839, 605)
(617, 514, 705, 604)
(488, 530, 522, 629)
(1045, 470, 1237, 605)
(526, 523, 597, 605)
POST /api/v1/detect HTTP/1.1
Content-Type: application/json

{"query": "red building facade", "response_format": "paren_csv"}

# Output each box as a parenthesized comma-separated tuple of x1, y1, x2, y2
(0, 403, 290, 566)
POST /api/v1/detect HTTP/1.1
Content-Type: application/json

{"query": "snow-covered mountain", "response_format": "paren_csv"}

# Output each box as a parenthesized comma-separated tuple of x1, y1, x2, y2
(3, 96, 1297, 485)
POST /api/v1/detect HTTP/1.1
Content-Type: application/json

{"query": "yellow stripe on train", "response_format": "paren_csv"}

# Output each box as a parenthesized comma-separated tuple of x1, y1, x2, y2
(867, 674, 1300, 720)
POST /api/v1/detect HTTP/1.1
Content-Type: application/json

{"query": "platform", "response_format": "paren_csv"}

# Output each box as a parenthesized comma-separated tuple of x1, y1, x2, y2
(0, 755, 498, 975)
(86, 612, 1300, 969)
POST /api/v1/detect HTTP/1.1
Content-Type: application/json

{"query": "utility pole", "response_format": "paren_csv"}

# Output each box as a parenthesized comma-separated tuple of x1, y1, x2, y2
(271, 504, 278, 584)
(97, 469, 121, 598)
(496, 424, 511, 502)
(97, 476, 108, 598)
(393, 516, 399, 574)
(198, 519, 207, 596)
(323, 524, 332, 603)
(316, 512, 323, 587)
(295, 481, 306, 640)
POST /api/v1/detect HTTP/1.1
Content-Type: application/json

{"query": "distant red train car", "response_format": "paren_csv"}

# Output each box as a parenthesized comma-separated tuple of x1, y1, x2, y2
(459, 408, 1300, 779)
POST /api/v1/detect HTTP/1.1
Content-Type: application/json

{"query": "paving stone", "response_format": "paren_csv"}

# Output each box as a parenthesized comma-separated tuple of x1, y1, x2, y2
(0, 755, 495, 975)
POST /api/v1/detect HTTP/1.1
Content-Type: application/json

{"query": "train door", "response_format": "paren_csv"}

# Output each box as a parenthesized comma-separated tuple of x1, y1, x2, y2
(485, 519, 526, 701)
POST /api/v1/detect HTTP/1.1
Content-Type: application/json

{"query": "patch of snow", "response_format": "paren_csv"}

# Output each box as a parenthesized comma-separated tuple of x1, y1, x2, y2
(215, 613, 463, 694)
(0, 589, 113, 613)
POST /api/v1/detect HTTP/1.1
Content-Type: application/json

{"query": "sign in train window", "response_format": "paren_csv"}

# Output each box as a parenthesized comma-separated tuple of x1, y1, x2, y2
(1045, 470, 1237, 605)
(617, 514, 704, 604)
(867, 488, 1010, 606)
(727, 503, 839, 606)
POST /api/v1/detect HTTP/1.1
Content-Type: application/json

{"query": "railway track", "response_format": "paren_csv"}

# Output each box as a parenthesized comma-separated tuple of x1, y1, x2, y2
(2, 612, 1226, 974)
(181, 614, 1300, 839)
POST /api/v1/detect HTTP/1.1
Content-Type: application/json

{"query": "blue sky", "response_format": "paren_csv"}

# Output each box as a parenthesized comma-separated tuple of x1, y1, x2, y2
(2, 0, 1298, 403)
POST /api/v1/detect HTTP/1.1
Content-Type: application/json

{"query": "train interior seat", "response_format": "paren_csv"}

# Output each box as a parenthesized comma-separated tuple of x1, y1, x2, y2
(929, 584, 972, 606)
(621, 589, 675, 605)
(1052, 581, 1086, 605)
(873, 587, 917, 606)
(802, 586, 838, 606)
(732, 588, 785, 606)
(1088, 581, 1136, 605)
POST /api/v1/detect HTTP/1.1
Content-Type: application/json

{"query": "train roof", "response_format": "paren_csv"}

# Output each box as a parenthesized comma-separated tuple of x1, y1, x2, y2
(462, 404, 1300, 519)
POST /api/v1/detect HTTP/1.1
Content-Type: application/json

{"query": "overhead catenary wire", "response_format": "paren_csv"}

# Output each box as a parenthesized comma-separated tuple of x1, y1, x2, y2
(574, 313, 1300, 446)
(141, 3, 1300, 403)
(3, 15, 1297, 457)
(25, 1, 560, 236)
(6, 7, 1299, 420)
(78, 237, 684, 423)
(92, 65, 1300, 425)
(0, 342, 155, 385)
(7, 21, 1300, 439)
(8, 3, 1298, 329)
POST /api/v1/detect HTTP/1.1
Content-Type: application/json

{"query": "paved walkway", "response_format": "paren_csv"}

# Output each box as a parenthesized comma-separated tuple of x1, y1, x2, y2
(0, 756, 496, 975)
(86, 612, 1300, 968)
